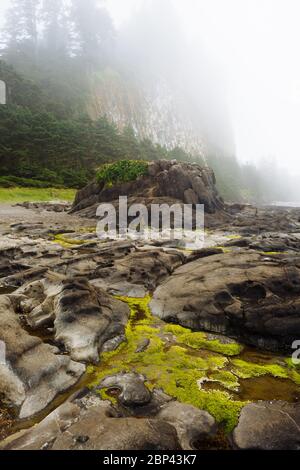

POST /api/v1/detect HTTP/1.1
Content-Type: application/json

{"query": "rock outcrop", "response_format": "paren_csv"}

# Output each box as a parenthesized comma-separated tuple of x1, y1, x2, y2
(150, 250, 300, 351)
(157, 401, 217, 450)
(70, 160, 224, 218)
(232, 401, 300, 450)
(1, 192, 300, 450)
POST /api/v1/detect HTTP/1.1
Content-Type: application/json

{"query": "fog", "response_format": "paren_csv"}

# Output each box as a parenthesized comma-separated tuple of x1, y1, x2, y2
(1, 0, 300, 198)
(106, 0, 300, 176)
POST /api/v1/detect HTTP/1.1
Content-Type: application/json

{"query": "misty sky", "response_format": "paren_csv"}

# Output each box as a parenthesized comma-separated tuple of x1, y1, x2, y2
(1, 0, 300, 175)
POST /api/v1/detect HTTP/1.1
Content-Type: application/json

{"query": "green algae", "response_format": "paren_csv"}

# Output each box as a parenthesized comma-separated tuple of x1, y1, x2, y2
(86, 295, 300, 433)
(53, 233, 87, 248)
(163, 323, 243, 356)
(224, 234, 242, 240)
(207, 370, 240, 392)
(214, 246, 232, 253)
(231, 358, 300, 385)
(262, 251, 288, 255)
(285, 357, 300, 370)
(88, 295, 245, 432)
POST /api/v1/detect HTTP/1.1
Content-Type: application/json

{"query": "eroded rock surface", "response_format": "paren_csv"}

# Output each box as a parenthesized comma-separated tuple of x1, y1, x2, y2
(232, 401, 300, 450)
(0, 295, 85, 419)
(16, 275, 130, 364)
(0, 393, 180, 451)
(150, 250, 300, 351)
(1, 199, 300, 450)
(157, 401, 217, 450)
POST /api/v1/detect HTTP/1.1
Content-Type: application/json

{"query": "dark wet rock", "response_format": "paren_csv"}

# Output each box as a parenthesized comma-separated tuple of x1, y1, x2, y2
(224, 237, 251, 248)
(150, 250, 300, 351)
(71, 160, 224, 217)
(1, 266, 49, 288)
(91, 247, 185, 295)
(102, 334, 126, 352)
(157, 401, 217, 450)
(122, 388, 174, 417)
(223, 206, 300, 234)
(249, 232, 300, 253)
(15, 202, 71, 213)
(10, 222, 44, 232)
(135, 338, 150, 353)
(232, 401, 300, 450)
(0, 260, 31, 278)
(0, 234, 186, 296)
(186, 247, 224, 261)
(0, 295, 85, 419)
(97, 373, 151, 407)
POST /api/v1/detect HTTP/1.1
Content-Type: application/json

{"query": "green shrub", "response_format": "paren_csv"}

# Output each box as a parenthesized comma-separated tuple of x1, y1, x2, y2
(96, 160, 148, 186)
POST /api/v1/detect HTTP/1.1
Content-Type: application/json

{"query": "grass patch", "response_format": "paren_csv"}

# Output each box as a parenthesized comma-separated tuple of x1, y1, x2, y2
(0, 187, 76, 203)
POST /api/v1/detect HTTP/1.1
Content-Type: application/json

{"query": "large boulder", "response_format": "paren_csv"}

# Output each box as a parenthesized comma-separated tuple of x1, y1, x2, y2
(157, 401, 217, 450)
(70, 160, 224, 217)
(232, 401, 300, 450)
(150, 250, 300, 351)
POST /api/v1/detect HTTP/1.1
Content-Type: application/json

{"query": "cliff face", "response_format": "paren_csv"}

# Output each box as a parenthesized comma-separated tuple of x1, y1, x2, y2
(86, 67, 235, 161)
(71, 159, 224, 218)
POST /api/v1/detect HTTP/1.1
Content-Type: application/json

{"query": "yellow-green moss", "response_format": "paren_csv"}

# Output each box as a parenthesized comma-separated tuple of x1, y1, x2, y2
(163, 323, 243, 356)
(231, 358, 300, 384)
(86, 295, 299, 433)
(262, 251, 288, 255)
(53, 233, 87, 248)
(285, 357, 300, 370)
(214, 246, 232, 253)
(87, 296, 244, 432)
(208, 370, 240, 392)
(78, 226, 97, 234)
(225, 234, 242, 240)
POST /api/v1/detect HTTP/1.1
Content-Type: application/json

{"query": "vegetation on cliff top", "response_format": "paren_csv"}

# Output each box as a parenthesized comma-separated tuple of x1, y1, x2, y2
(96, 160, 149, 186)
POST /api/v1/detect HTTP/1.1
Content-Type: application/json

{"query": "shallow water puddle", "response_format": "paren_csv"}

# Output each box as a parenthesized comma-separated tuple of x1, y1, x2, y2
(0, 286, 17, 294)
